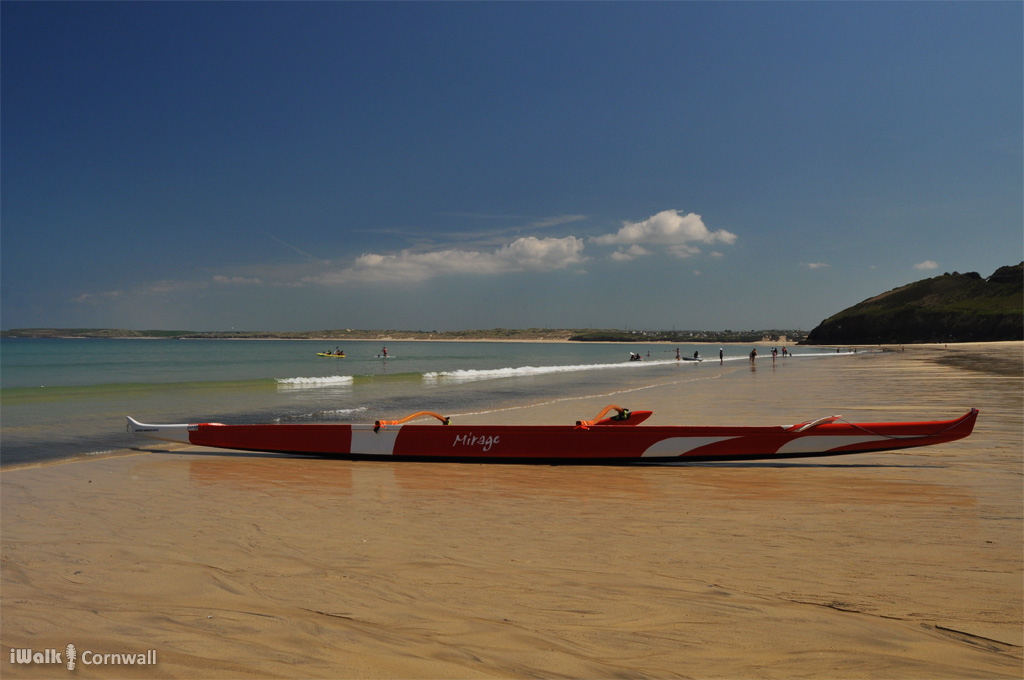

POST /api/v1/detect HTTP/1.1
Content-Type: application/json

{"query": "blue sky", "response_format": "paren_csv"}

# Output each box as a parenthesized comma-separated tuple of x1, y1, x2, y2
(2, 2, 1021, 332)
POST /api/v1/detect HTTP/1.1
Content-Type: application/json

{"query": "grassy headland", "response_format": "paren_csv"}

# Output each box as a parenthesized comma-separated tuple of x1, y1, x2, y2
(805, 263, 1022, 344)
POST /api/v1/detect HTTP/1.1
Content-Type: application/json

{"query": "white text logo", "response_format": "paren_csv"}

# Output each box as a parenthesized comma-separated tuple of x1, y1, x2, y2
(9, 646, 156, 670)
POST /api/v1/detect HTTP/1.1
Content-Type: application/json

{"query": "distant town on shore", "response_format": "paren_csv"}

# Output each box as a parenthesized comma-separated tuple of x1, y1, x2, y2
(0, 327, 807, 344)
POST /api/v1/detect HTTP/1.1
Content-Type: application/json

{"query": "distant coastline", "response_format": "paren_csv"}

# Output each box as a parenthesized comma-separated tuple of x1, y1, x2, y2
(0, 327, 809, 344)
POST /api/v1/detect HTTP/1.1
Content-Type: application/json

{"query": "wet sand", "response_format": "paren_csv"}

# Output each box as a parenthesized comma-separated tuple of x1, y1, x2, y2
(2, 343, 1021, 678)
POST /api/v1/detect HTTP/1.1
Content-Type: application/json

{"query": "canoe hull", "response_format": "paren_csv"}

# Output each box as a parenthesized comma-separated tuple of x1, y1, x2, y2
(127, 409, 978, 463)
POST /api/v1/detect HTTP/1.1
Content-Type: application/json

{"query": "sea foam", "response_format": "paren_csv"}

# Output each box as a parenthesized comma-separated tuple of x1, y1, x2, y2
(276, 375, 354, 388)
(423, 359, 678, 383)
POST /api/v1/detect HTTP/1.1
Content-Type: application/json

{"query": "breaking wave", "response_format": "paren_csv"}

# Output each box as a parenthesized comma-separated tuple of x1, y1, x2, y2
(423, 360, 679, 383)
(276, 375, 354, 388)
(273, 406, 368, 422)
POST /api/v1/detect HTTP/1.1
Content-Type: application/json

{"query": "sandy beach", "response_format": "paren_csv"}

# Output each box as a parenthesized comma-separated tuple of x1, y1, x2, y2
(2, 343, 1021, 678)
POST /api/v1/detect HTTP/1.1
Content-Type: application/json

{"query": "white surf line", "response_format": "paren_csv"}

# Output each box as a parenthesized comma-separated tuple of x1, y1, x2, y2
(423, 359, 683, 384)
(271, 406, 369, 423)
(276, 375, 354, 388)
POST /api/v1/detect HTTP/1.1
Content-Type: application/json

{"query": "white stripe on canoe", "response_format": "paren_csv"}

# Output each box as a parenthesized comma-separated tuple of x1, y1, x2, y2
(350, 425, 400, 456)
(775, 434, 918, 455)
(641, 436, 740, 458)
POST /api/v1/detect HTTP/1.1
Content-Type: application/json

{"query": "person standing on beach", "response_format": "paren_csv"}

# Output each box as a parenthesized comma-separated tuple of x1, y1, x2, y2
(719, 348, 724, 362)
(749, 348, 757, 361)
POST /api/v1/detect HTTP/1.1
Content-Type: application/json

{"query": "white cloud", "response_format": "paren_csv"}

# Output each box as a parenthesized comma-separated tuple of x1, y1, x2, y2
(308, 235, 587, 285)
(610, 245, 651, 261)
(500, 235, 587, 270)
(73, 290, 123, 304)
(71, 211, 741, 309)
(804, 262, 830, 269)
(214, 275, 262, 285)
(592, 210, 737, 259)
(914, 260, 939, 270)
(147, 280, 203, 294)
(668, 244, 702, 259)
(528, 214, 588, 230)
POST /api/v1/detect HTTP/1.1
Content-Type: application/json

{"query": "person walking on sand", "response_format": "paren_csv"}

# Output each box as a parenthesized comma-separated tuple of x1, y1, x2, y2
(749, 348, 757, 362)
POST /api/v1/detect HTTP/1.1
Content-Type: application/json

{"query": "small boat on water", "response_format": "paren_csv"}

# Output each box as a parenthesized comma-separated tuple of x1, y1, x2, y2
(317, 352, 345, 358)
(127, 405, 978, 464)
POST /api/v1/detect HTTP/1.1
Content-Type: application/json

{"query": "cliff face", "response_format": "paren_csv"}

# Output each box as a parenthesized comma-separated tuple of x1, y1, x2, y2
(805, 263, 1023, 344)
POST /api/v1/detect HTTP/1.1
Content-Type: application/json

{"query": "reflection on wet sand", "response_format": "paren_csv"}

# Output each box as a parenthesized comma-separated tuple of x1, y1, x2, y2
(190, 456, 657, 502)
(187, 454, 972, 509)
(190, 457, 353, 493)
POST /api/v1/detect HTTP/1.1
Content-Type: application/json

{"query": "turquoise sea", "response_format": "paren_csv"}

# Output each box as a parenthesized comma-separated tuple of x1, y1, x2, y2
(0, 338, 835, 466)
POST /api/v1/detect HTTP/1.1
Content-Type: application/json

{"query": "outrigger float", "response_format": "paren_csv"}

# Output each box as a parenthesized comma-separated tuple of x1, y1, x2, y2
(127, 405, 978, 464)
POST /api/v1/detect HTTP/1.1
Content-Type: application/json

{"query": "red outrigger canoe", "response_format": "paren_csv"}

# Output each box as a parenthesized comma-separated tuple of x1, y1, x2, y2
(127, 405, 978, 464)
